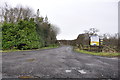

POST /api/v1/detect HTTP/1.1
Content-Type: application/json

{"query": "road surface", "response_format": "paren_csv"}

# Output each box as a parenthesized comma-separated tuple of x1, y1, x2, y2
(2, 46, 119, 79)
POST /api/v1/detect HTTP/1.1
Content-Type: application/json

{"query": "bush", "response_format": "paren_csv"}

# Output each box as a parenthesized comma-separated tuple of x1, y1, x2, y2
(1, 5, 59, 50)
(2, 20, 43, 50)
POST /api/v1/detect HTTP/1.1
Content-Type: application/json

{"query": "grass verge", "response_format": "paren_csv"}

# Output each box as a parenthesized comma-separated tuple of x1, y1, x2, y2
(1, 45, 59, 53)
(75, 48, 120, 57)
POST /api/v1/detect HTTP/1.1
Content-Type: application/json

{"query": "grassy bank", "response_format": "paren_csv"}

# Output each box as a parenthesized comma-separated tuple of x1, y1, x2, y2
(1, 45, 59, 53)
(75, 48, 120, 57)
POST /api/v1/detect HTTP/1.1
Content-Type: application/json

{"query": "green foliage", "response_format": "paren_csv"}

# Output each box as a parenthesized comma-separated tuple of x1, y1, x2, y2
(0, 23, 2, 50)
(2, 23, 15, 49)
(2, 20, 43, 50)
(2, 6, 59, 50)
(36, 17, 58, 47)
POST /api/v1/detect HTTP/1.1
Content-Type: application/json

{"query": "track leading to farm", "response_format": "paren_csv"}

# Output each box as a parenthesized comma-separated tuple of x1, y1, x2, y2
(2, 46, 118, 78)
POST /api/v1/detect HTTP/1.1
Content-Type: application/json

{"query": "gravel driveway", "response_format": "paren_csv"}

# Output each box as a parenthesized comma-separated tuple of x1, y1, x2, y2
(2, 46, 119, 79)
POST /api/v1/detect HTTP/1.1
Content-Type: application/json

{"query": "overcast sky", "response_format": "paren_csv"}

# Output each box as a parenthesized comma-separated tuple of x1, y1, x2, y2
(0, 0, 119, 40)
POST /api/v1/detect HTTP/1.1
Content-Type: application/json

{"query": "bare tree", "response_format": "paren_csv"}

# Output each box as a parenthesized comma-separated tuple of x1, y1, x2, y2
(84, 28, 99, 36)
(1, 3, 34, 23)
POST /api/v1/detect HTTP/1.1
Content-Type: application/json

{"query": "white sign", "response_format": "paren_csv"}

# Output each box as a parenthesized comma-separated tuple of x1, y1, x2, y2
(90, 36, 99, 46)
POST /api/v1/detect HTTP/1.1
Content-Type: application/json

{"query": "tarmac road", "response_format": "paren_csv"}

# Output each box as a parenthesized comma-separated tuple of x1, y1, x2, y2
(2, 46, 119, 79)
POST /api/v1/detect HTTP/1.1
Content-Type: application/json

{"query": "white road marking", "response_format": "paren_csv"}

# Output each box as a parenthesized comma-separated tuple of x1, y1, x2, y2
(78, 70, 86, 74)
(65, 70, 71, 73)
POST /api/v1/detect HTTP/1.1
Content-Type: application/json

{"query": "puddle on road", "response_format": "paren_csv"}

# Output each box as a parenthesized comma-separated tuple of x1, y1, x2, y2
(65, 70, 72, 73)
(64, 68, 87, 74)
(78, 70, 87, 74)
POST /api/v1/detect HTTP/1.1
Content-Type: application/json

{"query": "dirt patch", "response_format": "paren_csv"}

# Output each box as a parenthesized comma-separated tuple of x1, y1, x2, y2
(26, 58, 35, 62)
(18, 76, 33, 78)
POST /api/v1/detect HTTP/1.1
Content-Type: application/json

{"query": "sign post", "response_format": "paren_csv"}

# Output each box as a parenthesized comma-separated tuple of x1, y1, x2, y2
(90, 35, 99, 46)
(90, 35, 102, 52)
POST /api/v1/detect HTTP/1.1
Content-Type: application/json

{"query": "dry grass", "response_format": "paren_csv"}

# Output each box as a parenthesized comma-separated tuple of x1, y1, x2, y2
(18, 76, 33, 78)
(26, 58, 35, 62)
